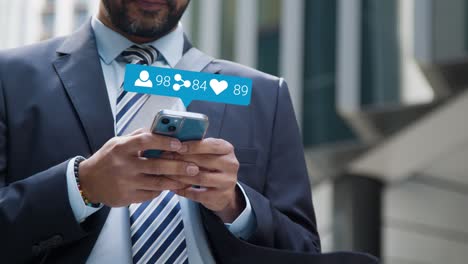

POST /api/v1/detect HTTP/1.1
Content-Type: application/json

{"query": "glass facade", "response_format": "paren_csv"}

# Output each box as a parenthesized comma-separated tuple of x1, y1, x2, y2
(303, 0, 354, 146)
(257, 0, 280, 76)
(221, 0, 236, 61)
(41, 1, 55, 40)
(360, 0, 400, 106)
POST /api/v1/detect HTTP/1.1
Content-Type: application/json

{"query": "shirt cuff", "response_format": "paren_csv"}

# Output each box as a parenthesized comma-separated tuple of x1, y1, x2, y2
(66, 157, 102, 223)
(224, 182, 257, 240)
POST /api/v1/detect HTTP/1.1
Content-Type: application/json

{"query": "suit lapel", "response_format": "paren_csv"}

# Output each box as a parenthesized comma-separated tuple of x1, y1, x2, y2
(53, 21, 115, 154)
(52, 21, 113, 261)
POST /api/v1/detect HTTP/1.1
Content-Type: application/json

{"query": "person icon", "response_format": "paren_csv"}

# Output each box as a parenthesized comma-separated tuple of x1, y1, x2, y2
(134, 70, 153, 88)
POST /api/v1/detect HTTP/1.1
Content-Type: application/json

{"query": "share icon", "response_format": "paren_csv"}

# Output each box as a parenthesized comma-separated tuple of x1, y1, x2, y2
(173, 74, 191, 91)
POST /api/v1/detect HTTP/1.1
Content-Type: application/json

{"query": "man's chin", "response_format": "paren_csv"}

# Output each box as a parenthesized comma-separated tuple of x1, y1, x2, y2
(121, 19, 171, 39)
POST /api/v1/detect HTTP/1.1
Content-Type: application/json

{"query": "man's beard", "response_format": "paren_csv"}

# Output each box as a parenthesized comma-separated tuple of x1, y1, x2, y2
(102, 0, 187, 39)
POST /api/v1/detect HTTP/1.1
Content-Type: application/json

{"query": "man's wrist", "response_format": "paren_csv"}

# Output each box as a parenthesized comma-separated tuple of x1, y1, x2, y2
(76, 157, 100, 207)
(66, 158, 102, 223)
(223, 182, 256, 239)
(213, 185, 246, 223)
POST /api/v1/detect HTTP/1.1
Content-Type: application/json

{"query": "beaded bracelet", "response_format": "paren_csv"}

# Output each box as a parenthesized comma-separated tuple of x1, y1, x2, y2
(74, 156, 100, 208)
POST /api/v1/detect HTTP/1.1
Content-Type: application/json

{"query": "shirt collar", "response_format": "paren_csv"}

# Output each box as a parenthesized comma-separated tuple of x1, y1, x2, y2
(91, 16, 185, 68)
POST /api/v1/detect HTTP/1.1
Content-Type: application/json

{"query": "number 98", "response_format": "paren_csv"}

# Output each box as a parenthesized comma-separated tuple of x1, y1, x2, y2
(155, 75, 171, 87)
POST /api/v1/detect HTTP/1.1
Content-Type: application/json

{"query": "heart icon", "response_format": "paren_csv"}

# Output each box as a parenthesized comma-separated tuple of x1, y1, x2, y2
(209, 79, 229, 95)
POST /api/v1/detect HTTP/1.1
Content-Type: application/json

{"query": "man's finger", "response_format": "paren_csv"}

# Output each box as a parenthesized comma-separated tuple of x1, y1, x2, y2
(178, 138, 234, 155)
(128, 128, 148, 136)
(166, 171, 224, 188)
(171, 153, 236, 172)
(136, 158, 200, 176)
(159, 151, 175, 160)
(122, 132, 182, 154)
(175, 186, 210, 204)
(133, 174, 191, 191)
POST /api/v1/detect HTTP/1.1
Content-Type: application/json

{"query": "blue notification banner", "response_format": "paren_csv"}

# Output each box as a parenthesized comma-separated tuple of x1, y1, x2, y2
(123, 64, 252, 107)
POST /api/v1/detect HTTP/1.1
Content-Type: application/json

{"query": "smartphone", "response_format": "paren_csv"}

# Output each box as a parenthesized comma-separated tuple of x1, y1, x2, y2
(143, 109, 209, 158)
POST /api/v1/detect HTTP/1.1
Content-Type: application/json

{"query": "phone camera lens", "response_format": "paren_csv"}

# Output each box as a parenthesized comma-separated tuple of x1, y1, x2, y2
(161, 118, 170, 125)
(168, 126, 177, 132)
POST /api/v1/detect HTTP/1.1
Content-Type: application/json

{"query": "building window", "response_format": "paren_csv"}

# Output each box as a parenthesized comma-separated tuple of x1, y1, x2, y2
(257, 0, 280, 76)
(41, 0, 55, 40)
(74, 0, 90, 29)
(221, 0, 236, 61)
(302, 0, 354, 146)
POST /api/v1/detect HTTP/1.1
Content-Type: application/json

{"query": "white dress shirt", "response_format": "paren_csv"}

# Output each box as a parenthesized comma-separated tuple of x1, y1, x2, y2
(65, 17, 256, 264)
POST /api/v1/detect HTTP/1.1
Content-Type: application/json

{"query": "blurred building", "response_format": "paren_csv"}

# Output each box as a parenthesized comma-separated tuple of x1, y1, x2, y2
(0, 0, 97, 48)
(1, 0, 468, 263)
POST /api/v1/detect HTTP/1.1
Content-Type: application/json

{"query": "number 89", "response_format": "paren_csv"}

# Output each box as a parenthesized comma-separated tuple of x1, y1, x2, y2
(233, 84, 249, 96)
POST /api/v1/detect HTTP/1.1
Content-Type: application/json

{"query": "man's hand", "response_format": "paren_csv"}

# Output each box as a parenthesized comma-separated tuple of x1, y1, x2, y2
(78, 129, 200, 207)
(164, 138, 245, 223)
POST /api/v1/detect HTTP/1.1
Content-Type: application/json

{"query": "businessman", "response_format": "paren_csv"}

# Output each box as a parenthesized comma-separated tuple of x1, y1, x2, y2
(0, 0, 321, 263)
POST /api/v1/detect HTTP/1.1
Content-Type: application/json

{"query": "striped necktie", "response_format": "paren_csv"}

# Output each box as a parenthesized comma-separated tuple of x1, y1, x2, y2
(117, 45, 188, 264)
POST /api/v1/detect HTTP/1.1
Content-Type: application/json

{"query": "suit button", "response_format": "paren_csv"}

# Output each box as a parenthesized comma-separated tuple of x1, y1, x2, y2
(51, 234, 64, 245)
(36, 234, 64, 252)
(32, 245, 42, 256)
(47, 234, 64, 248)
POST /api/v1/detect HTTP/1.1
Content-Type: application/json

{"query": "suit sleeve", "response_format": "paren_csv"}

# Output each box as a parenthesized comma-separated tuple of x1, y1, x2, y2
(201, 78, 321, 254)
(241, 78, 320, 252)
(0, 77, 88, 262)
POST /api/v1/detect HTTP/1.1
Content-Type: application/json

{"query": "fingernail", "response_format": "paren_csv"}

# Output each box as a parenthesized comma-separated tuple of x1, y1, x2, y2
(170, 140, 181, 150)
(179, 144, 188, 153)
(186, 165, 199, 176)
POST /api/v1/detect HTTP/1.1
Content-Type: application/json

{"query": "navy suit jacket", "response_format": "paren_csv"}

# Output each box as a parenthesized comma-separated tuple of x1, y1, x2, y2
(0, 22, 376, 264)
